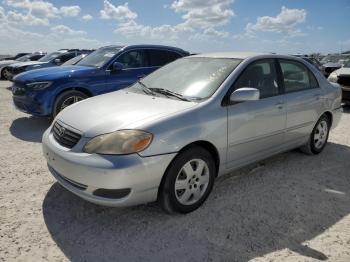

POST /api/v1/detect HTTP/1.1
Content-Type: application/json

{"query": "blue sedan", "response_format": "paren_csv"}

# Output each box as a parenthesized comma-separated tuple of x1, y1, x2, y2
(11, 45, 189, 117)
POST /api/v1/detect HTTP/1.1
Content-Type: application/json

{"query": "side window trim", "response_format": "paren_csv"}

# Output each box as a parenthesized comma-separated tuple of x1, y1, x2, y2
(222, 58, 281, 106)
(277, 58, 320, 94)
(108, 48, 184, 71)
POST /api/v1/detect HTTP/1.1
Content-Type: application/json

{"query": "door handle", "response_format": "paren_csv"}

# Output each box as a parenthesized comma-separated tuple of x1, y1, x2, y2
(275, 102, 284, 109)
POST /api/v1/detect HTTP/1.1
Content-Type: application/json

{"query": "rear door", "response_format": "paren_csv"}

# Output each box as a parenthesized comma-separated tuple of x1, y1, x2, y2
(226, 59, 286, 169)
(277, 59, 323, 146)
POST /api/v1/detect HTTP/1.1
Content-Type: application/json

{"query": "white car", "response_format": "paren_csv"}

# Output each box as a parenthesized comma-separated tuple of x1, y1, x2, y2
(43, 53, 342, 213)
(328, 59, 350, 105)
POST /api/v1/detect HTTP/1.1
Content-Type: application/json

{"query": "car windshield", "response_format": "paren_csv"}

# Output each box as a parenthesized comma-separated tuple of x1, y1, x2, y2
(133, 57, 242, 100)
(62, 54, 86, 66)
(16, 55, 31, 62)
(38, 52, 63, 62)
(77, 47, 121, 67)
(343, 60, 350, 68)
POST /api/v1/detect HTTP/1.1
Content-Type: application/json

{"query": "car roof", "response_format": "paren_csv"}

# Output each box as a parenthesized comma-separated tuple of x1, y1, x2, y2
(100, 44, 189, 54)
(190, 52, 310, 62)
(191, 52, 269, 59)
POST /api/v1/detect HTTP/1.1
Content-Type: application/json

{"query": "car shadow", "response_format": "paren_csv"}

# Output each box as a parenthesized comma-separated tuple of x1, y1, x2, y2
(10, 117, 51, 143)
(42, 142, 350, 262)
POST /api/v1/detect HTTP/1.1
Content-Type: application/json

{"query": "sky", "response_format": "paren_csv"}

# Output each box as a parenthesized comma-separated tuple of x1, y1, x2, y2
(0, 0, 349, 55)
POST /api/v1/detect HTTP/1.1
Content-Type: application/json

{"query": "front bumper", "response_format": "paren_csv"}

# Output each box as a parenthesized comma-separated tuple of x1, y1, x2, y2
(12, 82, 51, 116)
(42, 128, 176, 207)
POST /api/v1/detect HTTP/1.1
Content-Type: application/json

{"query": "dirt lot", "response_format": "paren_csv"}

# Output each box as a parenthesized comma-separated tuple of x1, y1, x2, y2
(0, 80, 350, 262)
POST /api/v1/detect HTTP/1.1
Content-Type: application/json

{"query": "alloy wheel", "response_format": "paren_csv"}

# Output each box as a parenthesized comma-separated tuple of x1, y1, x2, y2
(60, 96, 84, 111)
(314, 120, 328, 149)
(174, 159, 210, 205)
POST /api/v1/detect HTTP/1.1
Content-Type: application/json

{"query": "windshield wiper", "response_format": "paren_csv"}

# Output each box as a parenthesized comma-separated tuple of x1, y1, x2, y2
(149, 88, 190, 102)
(137, 80, 156, 96)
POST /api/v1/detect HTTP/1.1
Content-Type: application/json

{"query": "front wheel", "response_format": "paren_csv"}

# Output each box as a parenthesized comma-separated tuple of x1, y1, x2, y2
(53, 90, 88, 118)
(159, 146, 216, 214)
(1, 67, 10, 80)
(300, 114, 330, 155)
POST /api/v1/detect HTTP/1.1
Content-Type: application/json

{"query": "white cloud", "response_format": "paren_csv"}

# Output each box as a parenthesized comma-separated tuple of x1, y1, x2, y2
(0, 23, 106, 53)
(191, 27, 229, 40)
(82, 14, 93, 21)
(4, 0, 82, 20)
(171, 0, 234, 29)
(60, 6, 81, 17)
(100, 1, 137, 21)
(245, 6, 306, 36)
(112, 0, 233, 43)
(114, 20, 192, 40)
(7, 10, 49, 25)
(51, 24, 86, 35)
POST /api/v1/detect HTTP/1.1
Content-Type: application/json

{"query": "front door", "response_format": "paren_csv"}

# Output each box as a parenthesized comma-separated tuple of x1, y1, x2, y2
(226, 59, 286, 169)
(105, 49, 154, 93)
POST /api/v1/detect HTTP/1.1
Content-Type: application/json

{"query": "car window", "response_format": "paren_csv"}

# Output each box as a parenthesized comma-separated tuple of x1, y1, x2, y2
(59, 53, 76, 63)
(147, 49, 170, 67)
(77, 47, 121, 68)
(29, 55, 43, 61)
(234, 59, 279, 99)
(117, 50, 148, 69)
(167, 51, 182, 62)
(279, 60, 315, 93)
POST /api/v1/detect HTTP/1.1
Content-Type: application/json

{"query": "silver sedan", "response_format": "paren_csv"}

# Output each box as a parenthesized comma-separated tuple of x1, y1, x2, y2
(42, 52, 342, 213)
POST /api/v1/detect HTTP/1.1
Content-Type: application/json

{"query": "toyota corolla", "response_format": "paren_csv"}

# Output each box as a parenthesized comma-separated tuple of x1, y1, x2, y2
(42, 53, 342, 213)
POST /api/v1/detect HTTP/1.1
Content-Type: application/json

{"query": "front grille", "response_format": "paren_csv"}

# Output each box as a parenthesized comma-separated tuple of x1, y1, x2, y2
(52, 121, 81, 149)
(338, 76, 350, 86)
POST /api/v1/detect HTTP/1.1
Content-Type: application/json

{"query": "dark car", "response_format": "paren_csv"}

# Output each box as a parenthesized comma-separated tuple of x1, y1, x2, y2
(12, 44, 189, 117)
(1, 53, 30, 61)
(1, 52, 46, 80)
(5, 49, 92, 80)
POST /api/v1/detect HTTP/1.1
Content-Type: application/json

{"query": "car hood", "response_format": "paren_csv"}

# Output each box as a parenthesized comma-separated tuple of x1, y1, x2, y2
(323, 62, 341, 68)
(0, 60, 16, 66)
(56, 90, 197, 137)
(334, 67, 350, 76)
(15, 65, 96, 82)
(10, 61, 46, 68)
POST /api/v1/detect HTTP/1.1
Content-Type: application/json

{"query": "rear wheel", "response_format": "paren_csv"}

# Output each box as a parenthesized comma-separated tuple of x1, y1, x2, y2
(159, 146, 216, 214)
(300, 114, 330, 155)
(53, 90, 88, 118)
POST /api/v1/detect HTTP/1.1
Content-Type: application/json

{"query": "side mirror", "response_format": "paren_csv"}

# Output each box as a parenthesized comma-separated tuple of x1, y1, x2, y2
(112, 62, 124, 72)
(54, 58, 61, 65)
(230, 87, 260, 102)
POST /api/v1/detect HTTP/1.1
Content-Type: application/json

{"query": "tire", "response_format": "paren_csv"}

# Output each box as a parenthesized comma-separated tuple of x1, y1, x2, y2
(300, 114, 330, 155)
(1, 67, 10, 80)
(53, 90, 88, 118)
(159, 146, 216, 214)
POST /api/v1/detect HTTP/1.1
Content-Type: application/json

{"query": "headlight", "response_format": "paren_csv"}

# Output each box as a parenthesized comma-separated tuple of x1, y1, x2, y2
(26, 81, 52, 90)
(328, 72, 338, 83)
(83, 130, 153, 155)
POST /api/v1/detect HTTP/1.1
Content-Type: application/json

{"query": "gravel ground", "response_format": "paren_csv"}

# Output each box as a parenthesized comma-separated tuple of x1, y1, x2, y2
(0, 80, 350, 262)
